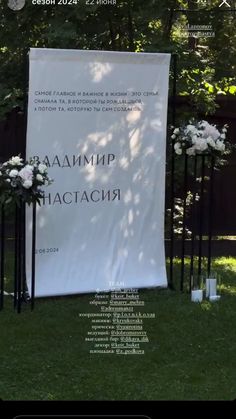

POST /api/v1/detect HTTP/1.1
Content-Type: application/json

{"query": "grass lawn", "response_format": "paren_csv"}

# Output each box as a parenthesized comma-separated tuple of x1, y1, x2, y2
(0, 257, 236, 401)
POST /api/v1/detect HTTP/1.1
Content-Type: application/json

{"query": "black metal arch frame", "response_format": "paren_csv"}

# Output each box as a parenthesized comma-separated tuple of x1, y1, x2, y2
(0, 201, 36, 313)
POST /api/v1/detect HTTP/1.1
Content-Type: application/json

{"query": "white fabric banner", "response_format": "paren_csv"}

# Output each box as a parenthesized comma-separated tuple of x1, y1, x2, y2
(26, 48, 170, 297)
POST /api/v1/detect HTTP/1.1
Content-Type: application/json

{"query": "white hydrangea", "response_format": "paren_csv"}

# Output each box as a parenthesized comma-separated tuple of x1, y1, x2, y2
(19, 166, 33, 182)
(192, 135, 198, 144)
(202, 123, 220, 141)
(206, 136, 216, 149)
(194, 138, 208, 152)
(199, 120, 208, 128)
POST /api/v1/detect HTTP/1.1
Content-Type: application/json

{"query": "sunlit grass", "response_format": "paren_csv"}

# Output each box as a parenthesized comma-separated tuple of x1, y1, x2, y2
(214, 256, 236, 270)
(166, 256, 236, 295)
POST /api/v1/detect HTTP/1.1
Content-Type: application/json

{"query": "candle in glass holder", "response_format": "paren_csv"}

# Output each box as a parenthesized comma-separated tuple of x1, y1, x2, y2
(191, 289, 203, 303)
(206, 278, 217, 298)
(209, 295, 221, 302)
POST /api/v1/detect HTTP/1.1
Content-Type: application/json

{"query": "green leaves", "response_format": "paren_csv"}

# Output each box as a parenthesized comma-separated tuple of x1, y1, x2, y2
(0, 0, 236, 118)
(229, 85, 236, 95)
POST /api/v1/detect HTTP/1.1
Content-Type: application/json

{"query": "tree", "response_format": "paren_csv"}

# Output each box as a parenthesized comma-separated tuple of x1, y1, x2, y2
(0, 0, 236, 118)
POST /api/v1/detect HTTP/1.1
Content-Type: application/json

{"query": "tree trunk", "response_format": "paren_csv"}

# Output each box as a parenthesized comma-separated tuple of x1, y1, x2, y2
(108, 17, 117, 51)
(188, 0, 197, 51)
(128, 6, 135, 51)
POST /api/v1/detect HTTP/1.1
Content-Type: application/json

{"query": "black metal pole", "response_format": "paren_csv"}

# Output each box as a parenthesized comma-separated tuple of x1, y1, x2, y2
(31, 202, 36, 311)
(0, 204, 5, 310)
(197, 154, 206, 285)
(180, 154, 188, 291)
(22, 51, 29, 303)
(169, 53, 177, 290)
(189, 155, 198, 291)
(17, 202, 22, 314)
(22, 50, 29, 160)
(14, 204, 19, 309)
(22, 202, 28, 301)
(207, 155, 215, 277)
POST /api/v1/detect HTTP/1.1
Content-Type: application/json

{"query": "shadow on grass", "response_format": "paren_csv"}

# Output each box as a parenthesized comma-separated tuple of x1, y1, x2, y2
(167, 256, 236, 295)
(3, 248, 236, 296)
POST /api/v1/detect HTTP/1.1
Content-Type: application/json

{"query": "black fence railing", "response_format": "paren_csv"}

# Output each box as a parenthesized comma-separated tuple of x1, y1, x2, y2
(169, 153, 216, 292)
(0, 202, 36, 313)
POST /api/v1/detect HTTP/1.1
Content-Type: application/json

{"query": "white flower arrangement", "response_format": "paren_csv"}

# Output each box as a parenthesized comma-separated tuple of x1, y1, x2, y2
(0, 156, 53, 206)
(171, 120, 231, 157)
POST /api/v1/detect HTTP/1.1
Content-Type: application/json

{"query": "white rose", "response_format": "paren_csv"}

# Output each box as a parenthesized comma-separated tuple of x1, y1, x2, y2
(9, 156, 23, 166)
(171, 134, 176, 140)
(38, 163, 47, 174)
(36, 174, 43, 182)
(175, 148, 182, 155)
(9, 169, 19, 178)
(22, 180, 33, 189)
(186, 124, 196, 132)
(174, 142, 181, 151)
(173, 128, 180, 135)
(186, 146, 196, 156)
